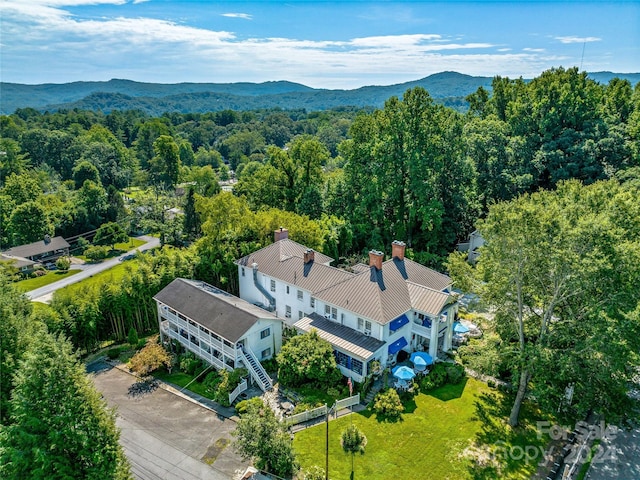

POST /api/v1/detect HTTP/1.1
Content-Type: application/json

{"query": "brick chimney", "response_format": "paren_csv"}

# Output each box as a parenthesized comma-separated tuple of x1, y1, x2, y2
(369, 250, 384, 270)
(274, 227, 288, 242)
(392, 240, 406, 260)
(304, 248, 315, 264)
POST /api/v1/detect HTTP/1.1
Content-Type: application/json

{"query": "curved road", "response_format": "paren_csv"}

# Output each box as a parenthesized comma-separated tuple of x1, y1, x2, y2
(27, 235, 160, 303)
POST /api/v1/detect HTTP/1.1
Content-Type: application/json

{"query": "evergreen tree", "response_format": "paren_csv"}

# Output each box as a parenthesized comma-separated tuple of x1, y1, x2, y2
(0, 330, 131, 479)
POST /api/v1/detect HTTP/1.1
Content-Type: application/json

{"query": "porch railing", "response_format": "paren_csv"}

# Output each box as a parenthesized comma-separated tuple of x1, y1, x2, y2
(228, 378, 248, 405)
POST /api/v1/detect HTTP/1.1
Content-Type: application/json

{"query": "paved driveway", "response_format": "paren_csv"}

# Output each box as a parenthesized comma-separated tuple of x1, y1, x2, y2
(90, 362, 249, 480)
(585, 426, 640, 480)
(28, 235, 160, 302)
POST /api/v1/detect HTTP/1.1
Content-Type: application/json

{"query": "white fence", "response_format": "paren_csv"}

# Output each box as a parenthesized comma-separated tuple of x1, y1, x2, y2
(335, 394, 360, 411)
(228, 378, 248, 405)
(284, 394, 360, 426)
(284, 404, 328, 426)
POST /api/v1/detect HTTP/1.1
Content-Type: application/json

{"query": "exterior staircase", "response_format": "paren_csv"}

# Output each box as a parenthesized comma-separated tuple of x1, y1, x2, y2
(239, 346, 273, 392)
(363, 378, 384, 404)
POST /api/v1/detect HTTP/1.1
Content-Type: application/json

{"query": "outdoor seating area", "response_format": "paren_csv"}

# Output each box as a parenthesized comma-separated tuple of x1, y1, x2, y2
(452, 321, 483, 346)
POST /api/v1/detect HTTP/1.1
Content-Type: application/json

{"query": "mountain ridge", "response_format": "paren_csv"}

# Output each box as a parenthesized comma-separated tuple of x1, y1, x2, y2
(1, 71, 638, 115)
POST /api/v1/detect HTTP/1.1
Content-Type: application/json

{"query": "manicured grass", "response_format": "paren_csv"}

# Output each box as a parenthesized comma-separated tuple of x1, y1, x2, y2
(154, 369, 215, 400)
(293, 378, 551, 480)
(56, 261, 137, 296)
(114, 237, 145, 251)
(15, 269, 81, 292)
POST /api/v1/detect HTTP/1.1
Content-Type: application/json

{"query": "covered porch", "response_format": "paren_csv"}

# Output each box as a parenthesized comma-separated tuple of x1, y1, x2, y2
(294, 313, 385, 383)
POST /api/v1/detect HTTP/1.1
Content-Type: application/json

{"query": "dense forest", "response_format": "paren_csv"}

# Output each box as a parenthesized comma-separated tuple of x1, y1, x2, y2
(1, 67, 639, 472)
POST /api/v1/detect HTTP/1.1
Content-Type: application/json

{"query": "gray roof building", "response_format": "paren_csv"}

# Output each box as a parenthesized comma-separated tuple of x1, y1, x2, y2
(3, 236, 70, 261)
(154, 278, 280, 343)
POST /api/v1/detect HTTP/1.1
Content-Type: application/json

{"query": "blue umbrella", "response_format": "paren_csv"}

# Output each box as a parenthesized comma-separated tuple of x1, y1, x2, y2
(410, 351, 434, 366)
(453, 322, 470, 334)
(392, 365, 416, 381)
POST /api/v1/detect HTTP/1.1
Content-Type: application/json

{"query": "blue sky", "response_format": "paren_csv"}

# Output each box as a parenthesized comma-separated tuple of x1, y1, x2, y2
(1, 1, 638, 88)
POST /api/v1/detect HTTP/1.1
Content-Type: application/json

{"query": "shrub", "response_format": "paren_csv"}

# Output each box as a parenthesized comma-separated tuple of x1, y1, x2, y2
(214, 368, 248, 407)
(445, 363, 466, 384)
(179, 352, 200, 375)
(84, 245, 109, 262)
(203, 370, 222, 392)
(55, 256, 71, 272)
(430, 363, 448, 388)
(372, 388, 404, 420)
(236, 397, 264, 415)
(128, 327, 139, 348)
(106, 347, 122, 360)
(76, 236, 90, 254)
(260, 357, 278, 373)
(31, 270, 46, 278)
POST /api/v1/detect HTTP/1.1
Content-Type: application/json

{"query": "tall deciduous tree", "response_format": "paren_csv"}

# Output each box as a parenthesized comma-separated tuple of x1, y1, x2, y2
(277, 330, 342, 389)
(342, 87, 477, 262)
(448, 178, 640, 426)
(233, 399, 297, 477)
(0, 330, 131, 479)
(150, 135, 181, 188)
(93, 222, 129, 250)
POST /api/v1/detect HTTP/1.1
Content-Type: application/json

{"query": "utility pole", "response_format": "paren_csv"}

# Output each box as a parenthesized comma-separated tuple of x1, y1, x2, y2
(325, 402, 335, 480)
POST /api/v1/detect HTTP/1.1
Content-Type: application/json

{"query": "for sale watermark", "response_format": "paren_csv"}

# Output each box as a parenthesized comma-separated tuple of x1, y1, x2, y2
(492, 420, 619, 467)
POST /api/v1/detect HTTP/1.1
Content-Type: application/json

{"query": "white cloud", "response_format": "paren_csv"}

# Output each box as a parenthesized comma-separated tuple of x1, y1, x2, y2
(555, 36, 601, 44)
(221, 13, 253, 20)
(0, 1, 612, 89)
(523, 48, 545, 52)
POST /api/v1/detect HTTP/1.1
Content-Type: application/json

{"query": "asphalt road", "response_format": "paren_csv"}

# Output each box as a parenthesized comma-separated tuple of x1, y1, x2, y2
(27, 235, 159, 302)
(90, 362, 249, 480)
(584, 426, 640, 480)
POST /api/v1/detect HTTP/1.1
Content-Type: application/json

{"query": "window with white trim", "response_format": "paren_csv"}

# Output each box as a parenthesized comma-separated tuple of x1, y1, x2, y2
(298, 310, 303, 319)
(261, 348, 271, 359)
(297, 289, 303, 301)
(260, 327, 271, 339)
(285, 305, 291, 318)
(270, 280, 276, 292)
(286, 285, 290, 294)
(310, 297, 315, 308)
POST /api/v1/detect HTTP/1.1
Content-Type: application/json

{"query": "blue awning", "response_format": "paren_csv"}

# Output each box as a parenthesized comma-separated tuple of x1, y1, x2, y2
(389, 314, 409, 332)
(388, 336, 408, 355)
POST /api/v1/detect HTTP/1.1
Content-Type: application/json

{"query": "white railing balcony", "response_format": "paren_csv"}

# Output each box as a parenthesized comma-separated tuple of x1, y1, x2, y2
(411, 322, 432, 338)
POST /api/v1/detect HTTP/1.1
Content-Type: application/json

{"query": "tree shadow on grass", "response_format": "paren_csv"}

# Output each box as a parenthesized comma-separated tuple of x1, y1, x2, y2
(466, 390, 551, 480)
(427, 378, 468, 401)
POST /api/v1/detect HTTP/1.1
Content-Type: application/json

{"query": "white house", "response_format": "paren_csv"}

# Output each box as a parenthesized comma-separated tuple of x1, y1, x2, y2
(154, 278, 283, 392)
(236, 229, 458, 383)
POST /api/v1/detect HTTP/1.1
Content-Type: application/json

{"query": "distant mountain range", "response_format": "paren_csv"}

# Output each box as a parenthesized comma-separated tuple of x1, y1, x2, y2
(1, 71, 638, 116)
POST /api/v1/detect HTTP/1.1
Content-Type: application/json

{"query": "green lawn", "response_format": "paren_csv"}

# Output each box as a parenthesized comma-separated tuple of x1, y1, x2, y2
(15, 269, 81, 292)
(154, 369, 214, 400)
(114, 237, 145, 251)
(56, 261, 136, 296)
(294, 378, 550, 480)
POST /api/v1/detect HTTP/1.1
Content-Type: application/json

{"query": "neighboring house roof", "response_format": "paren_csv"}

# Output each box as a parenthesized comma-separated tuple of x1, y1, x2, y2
(3, 236, 70, 259)
(314, 257, 453, 325)
(154, 278, 279, 343)
(294, 313, 385, 360)
(0, 254, 37, 269)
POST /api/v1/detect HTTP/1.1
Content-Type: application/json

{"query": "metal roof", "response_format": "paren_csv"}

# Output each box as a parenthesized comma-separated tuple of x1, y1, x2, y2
(293, 313, 385, 360)
(237, 239, 353, 294)
(153, 278, 280, 343)
(314, 257, 453, 324)
(406, 282, 452, 317)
